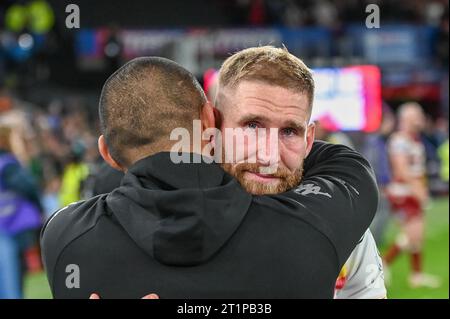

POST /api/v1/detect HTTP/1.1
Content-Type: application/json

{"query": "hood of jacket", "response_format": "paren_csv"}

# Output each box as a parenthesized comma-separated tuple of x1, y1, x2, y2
(106, 152, 252, 266)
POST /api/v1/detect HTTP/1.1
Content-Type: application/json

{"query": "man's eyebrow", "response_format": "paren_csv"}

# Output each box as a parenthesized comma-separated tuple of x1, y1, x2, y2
(238, 114, 306, 131)
(285, 121, 306, 132)
(238, 114, 270, 124)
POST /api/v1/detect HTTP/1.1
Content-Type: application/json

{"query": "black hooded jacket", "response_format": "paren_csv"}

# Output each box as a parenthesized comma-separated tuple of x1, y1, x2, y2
(41, 141, 378, 298)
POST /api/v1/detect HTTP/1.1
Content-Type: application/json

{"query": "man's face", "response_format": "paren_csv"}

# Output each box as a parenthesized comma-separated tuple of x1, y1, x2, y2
(217, 80, 315, 195)
(401, 106, 426, 134)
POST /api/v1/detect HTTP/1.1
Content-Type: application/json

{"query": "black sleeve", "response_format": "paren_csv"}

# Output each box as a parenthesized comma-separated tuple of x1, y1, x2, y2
(40, 197, 103, 297)
(271, 141, 378, 268)
(40, 206, 71, 297)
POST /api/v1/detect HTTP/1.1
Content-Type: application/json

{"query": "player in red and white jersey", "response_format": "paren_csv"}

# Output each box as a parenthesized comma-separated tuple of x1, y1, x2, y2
(383, 102, 440, 288)
(334, 230, 386, 299)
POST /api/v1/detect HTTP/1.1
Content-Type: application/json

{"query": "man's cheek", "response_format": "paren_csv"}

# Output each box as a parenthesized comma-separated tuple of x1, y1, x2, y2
(282, 150, 305, 173)
(234, 141, 248, 163)
(225, 137, 250, 163)
(280, 143, 306, 172)
(228, 136, 259, 164)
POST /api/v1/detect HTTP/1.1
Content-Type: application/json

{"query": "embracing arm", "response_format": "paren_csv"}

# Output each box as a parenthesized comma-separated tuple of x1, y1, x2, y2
(275, 141, 379, 267)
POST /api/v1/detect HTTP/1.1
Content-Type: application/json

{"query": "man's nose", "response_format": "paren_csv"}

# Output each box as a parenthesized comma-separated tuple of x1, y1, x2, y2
(256, 128, 280, 167)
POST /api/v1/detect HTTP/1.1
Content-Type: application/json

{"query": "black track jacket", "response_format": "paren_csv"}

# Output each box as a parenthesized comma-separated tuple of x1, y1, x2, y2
(41, 141, 378, 298)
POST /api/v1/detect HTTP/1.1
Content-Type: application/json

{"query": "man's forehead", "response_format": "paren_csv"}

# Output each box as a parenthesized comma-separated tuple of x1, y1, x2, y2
(219, 81, 310, 115)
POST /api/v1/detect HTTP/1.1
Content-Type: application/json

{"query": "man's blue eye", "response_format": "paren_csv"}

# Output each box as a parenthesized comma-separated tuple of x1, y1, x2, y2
(282, 128, 297, 136)
(247, 122, 258, 130)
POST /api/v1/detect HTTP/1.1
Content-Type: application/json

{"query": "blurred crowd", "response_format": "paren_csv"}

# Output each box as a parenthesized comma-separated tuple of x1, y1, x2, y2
(0, 0, 448, 300)
(0, 92, 100, 217)
(0, 89, 104, 297)
(224, 0, 449, 28)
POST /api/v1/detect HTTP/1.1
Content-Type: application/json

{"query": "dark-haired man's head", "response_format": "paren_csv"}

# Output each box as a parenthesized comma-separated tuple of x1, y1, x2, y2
(98, 57, 214, 170)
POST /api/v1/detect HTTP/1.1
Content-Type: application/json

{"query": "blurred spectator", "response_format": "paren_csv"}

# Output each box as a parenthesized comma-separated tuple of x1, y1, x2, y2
(421, 116, 448, 195)
(104, 26, 124, 75)
(425, 1, 447, 27)
(312, 0, 339, 28)
(0, 90, 99, 215)
(58, 142, 89, 207)
(248, 0, 267, 26)
(363, 104, 395, 245)
(314, 117, 355, 149)
(384, 102, 441, 288)
(438, 139, 449, 183)
(282, 0, 305, 27)
(41, 175, 59, 219)
(0, 125, 42, 299)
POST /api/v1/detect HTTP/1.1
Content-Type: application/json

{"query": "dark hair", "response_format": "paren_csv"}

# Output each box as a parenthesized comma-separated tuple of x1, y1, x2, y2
(99, 57, 207, 166)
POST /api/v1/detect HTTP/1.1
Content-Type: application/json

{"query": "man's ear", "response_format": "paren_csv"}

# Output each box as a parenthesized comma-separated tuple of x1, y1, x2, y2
(305, 122, 316, 158)
(200, 102, 216, 131)
(212, 107, 223, 130)
(98, 135, 124, 171)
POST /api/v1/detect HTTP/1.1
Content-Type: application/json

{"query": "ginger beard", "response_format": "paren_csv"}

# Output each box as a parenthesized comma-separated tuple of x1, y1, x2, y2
(221, 161, 304, 195)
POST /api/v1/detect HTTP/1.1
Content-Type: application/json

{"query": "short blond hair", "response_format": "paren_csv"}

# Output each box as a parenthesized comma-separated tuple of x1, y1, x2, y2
(218, 46, 315, 108)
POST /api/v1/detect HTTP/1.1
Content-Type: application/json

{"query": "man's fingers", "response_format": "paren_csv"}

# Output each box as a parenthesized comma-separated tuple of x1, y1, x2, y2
(142, 293, 159, 299)
(89, 293, 100, 299)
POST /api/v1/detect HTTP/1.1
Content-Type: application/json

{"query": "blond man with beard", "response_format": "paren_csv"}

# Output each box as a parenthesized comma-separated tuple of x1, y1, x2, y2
(214, 47, 386, 299)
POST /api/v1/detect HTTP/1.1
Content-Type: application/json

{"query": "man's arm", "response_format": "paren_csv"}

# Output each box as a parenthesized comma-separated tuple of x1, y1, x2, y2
(274, 141, 379, 268)
(40, 198, 100, 298)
